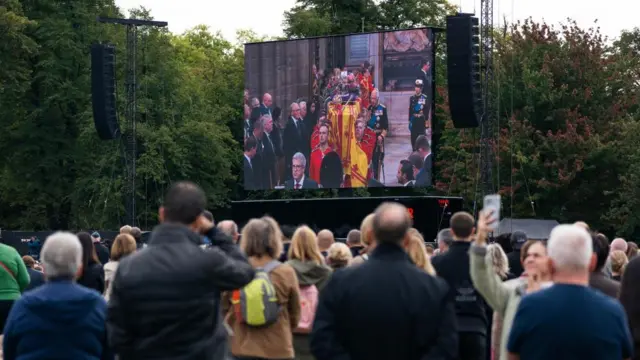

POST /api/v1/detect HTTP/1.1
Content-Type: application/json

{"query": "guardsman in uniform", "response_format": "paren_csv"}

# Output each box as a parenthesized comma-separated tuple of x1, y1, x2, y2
(409, 79, 428, 151)
(367, 89, 388, 181)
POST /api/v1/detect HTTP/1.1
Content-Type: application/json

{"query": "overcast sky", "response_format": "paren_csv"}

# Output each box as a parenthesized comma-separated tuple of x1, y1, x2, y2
(115, 0, 638, 42)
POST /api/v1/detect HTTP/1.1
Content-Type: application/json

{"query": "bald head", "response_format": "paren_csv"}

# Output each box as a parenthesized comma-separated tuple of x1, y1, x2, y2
(611, 238, 628, 252)
(317, 229, 335, 251)
(372, 202, 412, 244)
(360, 213, 375, 246)
(217, 220, 239, 243)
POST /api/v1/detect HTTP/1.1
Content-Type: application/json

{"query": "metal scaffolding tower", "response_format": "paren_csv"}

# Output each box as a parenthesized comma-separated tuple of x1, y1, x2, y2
(480, 0, 495, 196)
(97, 17, 167, 226)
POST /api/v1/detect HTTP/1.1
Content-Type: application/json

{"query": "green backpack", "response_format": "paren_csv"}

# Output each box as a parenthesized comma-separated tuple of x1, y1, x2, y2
(231, 260, 281, 327)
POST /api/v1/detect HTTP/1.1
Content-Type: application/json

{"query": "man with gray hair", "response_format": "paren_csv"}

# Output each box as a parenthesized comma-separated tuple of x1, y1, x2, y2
(284, 102, 309, 178)
(217, 220, 239, 244)
(3, 232, 113, 359)
(436, 228, 453, 254)
(285, 152, 318, 189)
(507, 225, 633, 360)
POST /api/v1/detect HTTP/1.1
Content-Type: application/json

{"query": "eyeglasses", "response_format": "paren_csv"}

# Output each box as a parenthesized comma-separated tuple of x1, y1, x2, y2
(292, 164, 304, 169)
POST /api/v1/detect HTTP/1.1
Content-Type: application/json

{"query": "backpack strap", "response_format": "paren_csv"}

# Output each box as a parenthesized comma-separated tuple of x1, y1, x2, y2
(261, 260, 281, 273)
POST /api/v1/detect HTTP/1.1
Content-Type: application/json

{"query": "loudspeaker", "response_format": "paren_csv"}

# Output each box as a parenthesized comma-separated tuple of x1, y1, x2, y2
(446, 14, 482, 128)
(91, 43, 120, 140)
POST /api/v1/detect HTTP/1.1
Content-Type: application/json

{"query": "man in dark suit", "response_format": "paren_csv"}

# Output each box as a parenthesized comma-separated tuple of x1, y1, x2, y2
(283, 102, 309, 179)
(397, 159, 415, 187)
(260, 93, 272, 116)
(261, 115, 278, 188)
(417, 58, 431, 96)
(284, 152, 318, 189)
(249, 119, 266, 189)
(414, 135, 432, 187)
(311, 202, 458, 360)
(409, 79, 429, 151)
(243, 136, 258, 190)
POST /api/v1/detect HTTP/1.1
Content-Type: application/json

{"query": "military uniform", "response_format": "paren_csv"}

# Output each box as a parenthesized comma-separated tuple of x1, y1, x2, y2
(368, 102, 389, 181)
(409, 79, 428, 150)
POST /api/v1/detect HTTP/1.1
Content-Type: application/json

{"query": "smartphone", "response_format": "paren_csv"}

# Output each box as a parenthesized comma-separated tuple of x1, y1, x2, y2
(483, 194, 501, 230)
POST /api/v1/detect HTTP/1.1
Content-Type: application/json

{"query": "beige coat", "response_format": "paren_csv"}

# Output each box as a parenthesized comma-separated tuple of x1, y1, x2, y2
(469, 244, 525, 360)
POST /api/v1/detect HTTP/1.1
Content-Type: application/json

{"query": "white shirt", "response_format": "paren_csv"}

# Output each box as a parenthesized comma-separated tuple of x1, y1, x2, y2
(294, 175, 305, 189)
(244, 154, 252, 168)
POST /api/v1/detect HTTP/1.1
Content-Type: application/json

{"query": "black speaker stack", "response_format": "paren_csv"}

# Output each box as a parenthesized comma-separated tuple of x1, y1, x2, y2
(446, 14, 482, 129)
(91, 43, 120, 140)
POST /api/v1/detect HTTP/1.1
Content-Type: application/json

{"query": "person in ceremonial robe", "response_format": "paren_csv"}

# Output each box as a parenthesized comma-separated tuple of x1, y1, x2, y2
(409, 79, 429, 151)
(309, 124, 332, 184)
(349, 119, 375, 187)
(359, 68, 374, 109)
(367, 89, 388, 181)
(310, 116, 334, 150)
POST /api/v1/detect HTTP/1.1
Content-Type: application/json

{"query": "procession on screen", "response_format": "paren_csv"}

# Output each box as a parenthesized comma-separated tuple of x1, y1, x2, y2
(243, 29, 435, 190)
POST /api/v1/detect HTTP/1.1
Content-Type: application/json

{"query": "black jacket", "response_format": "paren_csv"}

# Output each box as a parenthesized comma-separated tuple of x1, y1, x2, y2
(506, 251, 524, 278)
(107, 224, 255, 360)
(78, 261, 105, 294)
(95, 242, 110, 265)
(431, 242, 487, 335)
(311, 243, 458, 360)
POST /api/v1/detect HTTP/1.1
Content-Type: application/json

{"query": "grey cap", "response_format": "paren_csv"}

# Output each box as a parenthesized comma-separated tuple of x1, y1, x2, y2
(437, 228, 453, 246)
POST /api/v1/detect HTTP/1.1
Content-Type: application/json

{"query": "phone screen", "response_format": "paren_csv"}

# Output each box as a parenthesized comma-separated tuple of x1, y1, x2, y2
(483, 194, 501, 229)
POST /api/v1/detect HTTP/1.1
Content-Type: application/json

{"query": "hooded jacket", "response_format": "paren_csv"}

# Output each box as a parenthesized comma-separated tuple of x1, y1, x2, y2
(286, 259, 332, 291)
(3, 279, 113, 360)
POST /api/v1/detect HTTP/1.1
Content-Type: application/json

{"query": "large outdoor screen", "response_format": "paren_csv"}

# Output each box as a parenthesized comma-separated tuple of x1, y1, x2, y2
(243, 28, 436, 190)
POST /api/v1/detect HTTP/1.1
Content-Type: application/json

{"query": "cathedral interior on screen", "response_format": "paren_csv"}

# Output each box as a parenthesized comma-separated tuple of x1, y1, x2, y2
(243, 28, 434, 190)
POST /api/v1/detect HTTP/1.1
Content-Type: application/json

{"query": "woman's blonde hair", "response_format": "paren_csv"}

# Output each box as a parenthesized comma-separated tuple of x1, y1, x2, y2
(240, 218, 283, 259)
(288, 226, 324, 265)
(487, 243, 510, 279)
(327, 242, 352, 269)
(110, 234, 137, 261)
(611, 250, 629, 274)
(405, 235, 436, 276)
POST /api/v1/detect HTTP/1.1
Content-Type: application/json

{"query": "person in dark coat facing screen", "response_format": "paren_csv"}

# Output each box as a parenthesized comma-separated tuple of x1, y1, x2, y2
(107, 181, 255, 360)
(310, 202, 458, 360)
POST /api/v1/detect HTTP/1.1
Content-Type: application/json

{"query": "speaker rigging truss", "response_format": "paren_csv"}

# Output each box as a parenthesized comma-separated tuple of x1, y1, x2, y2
(97, 17, 168, 227)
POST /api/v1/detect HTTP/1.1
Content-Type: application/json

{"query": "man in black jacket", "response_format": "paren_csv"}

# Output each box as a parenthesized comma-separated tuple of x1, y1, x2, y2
(107, 181, 255, 360)
(311, 202, 458, 360)
(431, 211, 488, 360)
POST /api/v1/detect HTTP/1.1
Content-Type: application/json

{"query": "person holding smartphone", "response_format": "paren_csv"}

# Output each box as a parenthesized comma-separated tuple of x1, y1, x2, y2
(470, 209, 551, 360)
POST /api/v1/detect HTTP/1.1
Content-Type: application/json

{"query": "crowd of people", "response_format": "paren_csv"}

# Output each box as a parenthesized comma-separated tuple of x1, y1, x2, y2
(243, 60, 433, 189)
(0, 180, 638, 360)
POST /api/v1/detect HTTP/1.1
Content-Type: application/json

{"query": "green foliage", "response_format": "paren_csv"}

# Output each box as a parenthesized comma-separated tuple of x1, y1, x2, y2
(437, 19, 640, 237)
(0, 2, 240, 230)
(282, 0, 455, 37)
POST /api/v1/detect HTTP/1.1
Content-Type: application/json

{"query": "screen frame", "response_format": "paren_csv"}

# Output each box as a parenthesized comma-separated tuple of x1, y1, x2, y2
(242, 27, 442, 193)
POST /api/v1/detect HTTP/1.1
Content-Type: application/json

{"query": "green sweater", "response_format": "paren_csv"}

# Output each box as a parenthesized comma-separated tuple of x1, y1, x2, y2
(0, 244, 30, 300)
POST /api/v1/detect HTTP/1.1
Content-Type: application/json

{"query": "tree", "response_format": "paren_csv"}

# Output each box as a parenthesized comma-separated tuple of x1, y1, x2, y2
(283, 0, 455, 38)
(437, 19, 640, 235)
